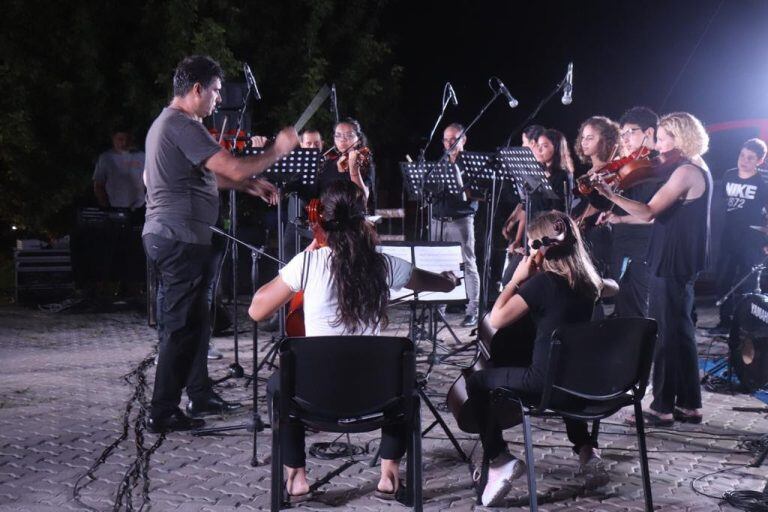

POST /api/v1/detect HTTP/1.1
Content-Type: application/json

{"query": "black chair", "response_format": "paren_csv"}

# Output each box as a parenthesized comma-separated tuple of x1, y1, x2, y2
(490, 317, 658, 512)
(270, 336, 423, 511)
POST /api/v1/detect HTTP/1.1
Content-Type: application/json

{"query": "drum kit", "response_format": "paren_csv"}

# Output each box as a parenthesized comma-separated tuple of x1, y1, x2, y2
(711, 226, 768, 394)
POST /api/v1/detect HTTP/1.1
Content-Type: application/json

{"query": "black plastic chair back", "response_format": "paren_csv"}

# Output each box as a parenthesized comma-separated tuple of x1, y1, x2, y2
(279, 336, 415, 424)
(539, 317, 658, 412)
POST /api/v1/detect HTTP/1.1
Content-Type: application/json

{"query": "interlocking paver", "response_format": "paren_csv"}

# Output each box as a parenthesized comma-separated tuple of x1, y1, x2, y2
(1, 300, 765, 510)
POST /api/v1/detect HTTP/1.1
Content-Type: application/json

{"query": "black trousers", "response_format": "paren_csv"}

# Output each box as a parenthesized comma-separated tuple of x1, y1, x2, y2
(144, 234, 213, 419)
(610, 252, 650, 318)
(267, 372, 407, 468)
(648, 274, 701, 414)
(716, 240, 764, 324)
(467, 367, 596, 461)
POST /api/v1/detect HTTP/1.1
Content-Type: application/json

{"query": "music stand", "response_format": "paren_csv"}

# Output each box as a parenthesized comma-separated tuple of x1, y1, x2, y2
(240, 147, 321, 338)
(378, 241, 469, 462)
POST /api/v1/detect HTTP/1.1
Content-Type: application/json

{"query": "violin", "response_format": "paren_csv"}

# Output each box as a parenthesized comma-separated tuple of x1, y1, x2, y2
(208, 128, 249, 151)
(285, 198, 327, 337)
(324, 142, 372, 174)
(576, 146, 652, 195)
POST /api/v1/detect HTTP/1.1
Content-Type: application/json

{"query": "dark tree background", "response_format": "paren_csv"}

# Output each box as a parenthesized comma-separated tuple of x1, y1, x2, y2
(0, 0, 404, 242)
(2, 0, 768, 251)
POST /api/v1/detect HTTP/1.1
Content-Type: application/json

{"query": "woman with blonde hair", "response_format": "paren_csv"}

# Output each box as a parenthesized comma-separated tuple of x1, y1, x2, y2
(469, 210, 618, 506)
(596, 111, 712, 427)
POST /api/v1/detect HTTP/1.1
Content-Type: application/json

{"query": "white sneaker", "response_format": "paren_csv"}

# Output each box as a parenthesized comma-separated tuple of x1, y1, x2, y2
(579, 455, 610, 489)
(481, 452, 526, 507)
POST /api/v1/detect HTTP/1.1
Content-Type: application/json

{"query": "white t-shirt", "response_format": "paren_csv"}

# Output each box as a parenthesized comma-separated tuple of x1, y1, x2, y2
(93, 149, 146, 209)
(279, 247, 413, 336)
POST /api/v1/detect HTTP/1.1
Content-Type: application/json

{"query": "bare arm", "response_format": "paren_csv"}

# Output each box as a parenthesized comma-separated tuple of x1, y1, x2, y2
(93, 181, 109, 207)
(596, 164, 702, 222)
(205, 127, 299, 185)
(404, 268, 458, 293)
(490, 253, 538, 328)
(248, 276, 294, 321)
(601, 278, 619, 298)
(347, 150, 370, 203)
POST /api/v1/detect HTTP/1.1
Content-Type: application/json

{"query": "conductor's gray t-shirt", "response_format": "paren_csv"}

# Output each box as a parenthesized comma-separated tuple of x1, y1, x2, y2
(142, 107, 222, 245)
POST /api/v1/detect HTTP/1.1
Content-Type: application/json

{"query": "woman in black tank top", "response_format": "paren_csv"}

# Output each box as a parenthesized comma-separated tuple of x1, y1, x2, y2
(595, 112, 711, 427)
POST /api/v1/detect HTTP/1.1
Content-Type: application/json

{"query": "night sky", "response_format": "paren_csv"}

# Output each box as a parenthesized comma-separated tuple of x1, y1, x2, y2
(386, 0, 768, 174)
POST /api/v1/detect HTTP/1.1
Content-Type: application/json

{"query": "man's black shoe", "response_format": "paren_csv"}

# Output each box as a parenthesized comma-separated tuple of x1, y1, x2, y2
(186, 393, 243, 417)
(147, 410, 205, 433)
(461, 314, 478, 327)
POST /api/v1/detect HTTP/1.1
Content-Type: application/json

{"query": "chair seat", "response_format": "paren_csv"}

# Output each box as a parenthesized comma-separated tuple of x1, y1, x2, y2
(289, 412, 406, 434)
(492, 387, 635, 421)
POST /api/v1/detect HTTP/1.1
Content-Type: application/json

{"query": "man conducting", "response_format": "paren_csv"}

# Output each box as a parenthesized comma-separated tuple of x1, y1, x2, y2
(143, 55, 298, 433)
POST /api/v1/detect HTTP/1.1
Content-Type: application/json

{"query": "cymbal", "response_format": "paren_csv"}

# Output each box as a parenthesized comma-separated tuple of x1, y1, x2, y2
(749, 225, 768, 236)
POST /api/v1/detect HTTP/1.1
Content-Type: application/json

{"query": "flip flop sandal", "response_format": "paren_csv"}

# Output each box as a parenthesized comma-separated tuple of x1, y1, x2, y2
(284, 483, 313, 504)
(673, 407, 703, 424)
(374, 479, 405, 501)
(625, 410, 674, 427)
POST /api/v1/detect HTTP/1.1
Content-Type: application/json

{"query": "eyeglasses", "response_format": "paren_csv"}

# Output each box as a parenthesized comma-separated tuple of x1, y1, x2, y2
(620, 127, 642, 139)
(334, 132, 358, 141)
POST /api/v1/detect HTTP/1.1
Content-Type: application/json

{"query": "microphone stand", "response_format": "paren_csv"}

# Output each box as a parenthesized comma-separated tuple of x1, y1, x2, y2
(215, 81, 255, 385)
(416, 83, 453, 241)
(194, 227, 286, 467)
(503, 75, 568, 147)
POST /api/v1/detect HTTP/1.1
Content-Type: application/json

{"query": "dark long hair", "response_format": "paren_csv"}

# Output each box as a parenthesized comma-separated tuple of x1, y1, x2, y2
(321, 180, 389, 333)
(540, 129, 575, 173)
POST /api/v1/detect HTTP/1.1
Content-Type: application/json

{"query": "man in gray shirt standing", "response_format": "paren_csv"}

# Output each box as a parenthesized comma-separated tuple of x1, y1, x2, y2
(144, 55, 298, 433)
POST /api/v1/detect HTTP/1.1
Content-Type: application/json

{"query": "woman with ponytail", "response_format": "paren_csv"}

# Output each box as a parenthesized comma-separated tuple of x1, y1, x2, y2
(470, 211, 618, 506)
(249, 180, 458, 502)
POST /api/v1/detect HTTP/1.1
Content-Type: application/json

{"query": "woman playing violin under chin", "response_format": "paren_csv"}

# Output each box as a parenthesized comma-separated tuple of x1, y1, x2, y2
(248, 180, 458, 503)
(469, 211, 619, 507)
(594, 111, 711, 428)
(318, 118, 375, 208)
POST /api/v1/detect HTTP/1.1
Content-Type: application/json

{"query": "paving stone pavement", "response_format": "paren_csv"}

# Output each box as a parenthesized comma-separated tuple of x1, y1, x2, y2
(0, 299, 766, 511)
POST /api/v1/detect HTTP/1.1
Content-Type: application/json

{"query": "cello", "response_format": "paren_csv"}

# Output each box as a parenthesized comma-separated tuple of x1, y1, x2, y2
(284, 199, 326, 337)
(446, 249, 545, 433)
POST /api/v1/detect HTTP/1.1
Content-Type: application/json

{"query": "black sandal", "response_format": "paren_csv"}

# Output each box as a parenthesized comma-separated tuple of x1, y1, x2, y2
(374, 479, 405, 501)
(673, 407, 703, 424)
(284, 483, 313, 504)
(625, 410, 674, 427)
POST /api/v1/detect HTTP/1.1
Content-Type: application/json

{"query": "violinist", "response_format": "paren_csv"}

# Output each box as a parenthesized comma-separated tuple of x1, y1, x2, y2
(299, 129, 324, 150)
(572, 116, 620, 275)
(506, 129, 574, 255)
(319, 118, 374, 208)
(521, 124, 545, 152)
(595, 111, 712, 427)
(596, 106, 659, 318)
(249, 180, 458, 502)
(431, 123, 481, 327)
(500, 125, 546, 263)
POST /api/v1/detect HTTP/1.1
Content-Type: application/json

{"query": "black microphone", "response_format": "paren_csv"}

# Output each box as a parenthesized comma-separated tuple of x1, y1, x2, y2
(447, 82, 458, 106)
(561, 62, 573, 105)
(491, 77, 518, 108)
(243, 63, 262, 100)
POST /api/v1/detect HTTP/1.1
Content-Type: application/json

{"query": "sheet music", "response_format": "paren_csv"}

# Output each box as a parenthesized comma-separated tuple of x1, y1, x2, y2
(377, 244, 414, 301)
(413, 244, 468, 303)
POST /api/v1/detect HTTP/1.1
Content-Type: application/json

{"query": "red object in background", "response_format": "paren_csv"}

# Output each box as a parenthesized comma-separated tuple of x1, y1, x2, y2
(208, 128, 249, 151)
